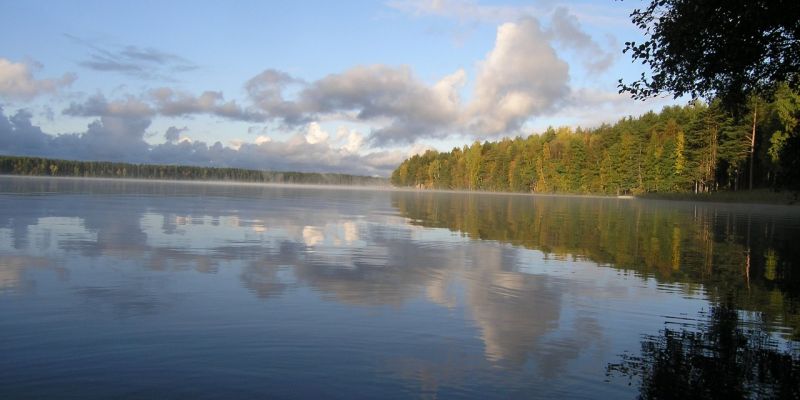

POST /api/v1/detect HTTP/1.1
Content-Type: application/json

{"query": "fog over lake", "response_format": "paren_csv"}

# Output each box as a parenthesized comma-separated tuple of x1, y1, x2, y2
(2, 177, 798, 399)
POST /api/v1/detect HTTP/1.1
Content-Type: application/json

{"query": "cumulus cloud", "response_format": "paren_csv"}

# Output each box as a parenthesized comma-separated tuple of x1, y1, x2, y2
(245, 69, 306, 123)
(77, 115, 153, 160)
(337, 127, 365, 154)
(237, 14, 616, 143)
(304, 65, 465, 145)
(245, 65, 465, 145)
(390, 1, 618, 73)
(0, 58, 76, 101)
(0, 105, 150, 162)
(304, 122, 329, 144)
(467, 18, 569, 134)
(0, 107, 53, 155)
(254, 135, 272, 145)
(0, 107, 401, 176)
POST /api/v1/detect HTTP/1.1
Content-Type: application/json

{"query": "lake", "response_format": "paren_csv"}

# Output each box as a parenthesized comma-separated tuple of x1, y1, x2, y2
(1, 176, 799, 399)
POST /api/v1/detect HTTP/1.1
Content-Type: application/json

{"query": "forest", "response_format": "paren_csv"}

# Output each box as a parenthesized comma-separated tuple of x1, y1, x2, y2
(391, 85, 800, 195)
(0, 156, 388, 186)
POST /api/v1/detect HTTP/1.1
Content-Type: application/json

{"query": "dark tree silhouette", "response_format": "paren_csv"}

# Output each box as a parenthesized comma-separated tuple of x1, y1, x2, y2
(618, 0, 800, 106)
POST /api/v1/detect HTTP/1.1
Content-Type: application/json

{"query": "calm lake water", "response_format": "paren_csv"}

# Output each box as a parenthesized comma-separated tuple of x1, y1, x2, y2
(2, 176, 799, 399)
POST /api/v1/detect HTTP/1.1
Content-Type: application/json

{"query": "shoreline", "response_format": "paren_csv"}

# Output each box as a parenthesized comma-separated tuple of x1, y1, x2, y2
(4, 175, 797, 206)
(636, 189, 798, 206)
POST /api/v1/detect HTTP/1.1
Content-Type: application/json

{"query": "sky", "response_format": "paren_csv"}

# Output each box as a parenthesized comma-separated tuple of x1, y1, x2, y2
(0, 0, 680, 177)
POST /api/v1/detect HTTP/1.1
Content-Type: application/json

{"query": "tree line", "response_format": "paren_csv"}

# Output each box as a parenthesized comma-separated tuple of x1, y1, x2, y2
(0, 156, 388, 186)
(391, 86, 800, 194)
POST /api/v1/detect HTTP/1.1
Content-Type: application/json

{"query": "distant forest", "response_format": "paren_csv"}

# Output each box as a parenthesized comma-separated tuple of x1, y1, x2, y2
(0, 156, 388, 186)
(391, 85, 800, 194)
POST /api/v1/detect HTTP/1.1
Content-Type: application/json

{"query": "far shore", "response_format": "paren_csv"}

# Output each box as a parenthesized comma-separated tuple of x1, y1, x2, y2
(0, 174, 392, 192)
(3, 175, 797, 206)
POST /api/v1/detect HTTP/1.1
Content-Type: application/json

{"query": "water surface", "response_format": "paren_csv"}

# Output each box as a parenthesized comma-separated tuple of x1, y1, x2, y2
(1, 177, 798, 398)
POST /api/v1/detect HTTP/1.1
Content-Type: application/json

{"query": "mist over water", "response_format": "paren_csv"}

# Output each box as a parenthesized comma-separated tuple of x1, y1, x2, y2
(1, 177, 798, 399)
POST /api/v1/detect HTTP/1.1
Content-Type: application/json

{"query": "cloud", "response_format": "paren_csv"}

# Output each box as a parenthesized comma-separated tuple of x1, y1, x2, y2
(76, 115, 153, 160)
(237, 12, 615, 143)
(246, 65, 465, 146)
(66, 34, 197, 80)
(467, 18, 569, 134)
(0, 108, 402, 176)
(254, 135, 272, 145)
(0, 58, 76, 101)
(245, 69, 306, 123)
(63, 93, 154, 118)
(41, 7, 633, 155)
(164, 126, 188, 142)
(150, 88, 265, 122)
(304, 65, 465, 145)
(389, 1, 618, 73)
(535, 88, 676, 130)
(547, 7, 615, 74)
(304, 122, 329, 144)
(337, 127, 365, 154)
(62, 89, 264, 123)
(0, 107, 53, 155)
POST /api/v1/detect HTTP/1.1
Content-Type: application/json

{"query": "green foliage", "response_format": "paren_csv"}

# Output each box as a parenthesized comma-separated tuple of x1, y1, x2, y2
(619, 0, 800, 107)
(391, 90, 800, 193)
(0, 156, 387, 186)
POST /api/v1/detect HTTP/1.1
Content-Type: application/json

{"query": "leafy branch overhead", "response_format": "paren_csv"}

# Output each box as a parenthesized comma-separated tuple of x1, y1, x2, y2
(619, 0, 800, 105)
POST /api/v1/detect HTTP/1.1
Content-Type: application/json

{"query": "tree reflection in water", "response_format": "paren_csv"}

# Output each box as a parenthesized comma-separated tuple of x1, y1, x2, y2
(607, 302, 800, 399)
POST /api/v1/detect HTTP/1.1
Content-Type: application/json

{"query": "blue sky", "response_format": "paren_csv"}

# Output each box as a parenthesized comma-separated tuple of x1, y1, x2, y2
(0, 0, 678, 176)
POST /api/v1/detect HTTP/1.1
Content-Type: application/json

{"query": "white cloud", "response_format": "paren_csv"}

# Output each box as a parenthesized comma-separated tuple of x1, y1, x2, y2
(229, 139, 244, 150)
(334, 126, 365, 154)
(304, 122, 329, 144)
(0, 58, 76, 101)
(254, 135, 272, 145)
(301, 65, 465, 145)
(344, 130, 364, 154)
(467, 17, 570, 135)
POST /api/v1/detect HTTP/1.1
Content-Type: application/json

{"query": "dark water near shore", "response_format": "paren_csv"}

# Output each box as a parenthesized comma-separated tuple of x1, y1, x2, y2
(1, 177, 799, 399)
